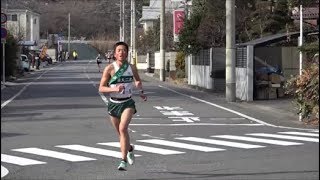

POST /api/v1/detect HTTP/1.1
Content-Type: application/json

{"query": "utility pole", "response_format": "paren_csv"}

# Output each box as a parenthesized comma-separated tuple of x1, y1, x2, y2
(299, 4, 303, 121)
(2, 0, 8, 85)
(225, 0, 236, 102)
(119, 0, 122, 41)
(119, 0, 125, 41)
(159, 0, 166, 81)
(130, 0, 136, 65)
(68, 13, 70, 56)
(122, 0, 125, 42)
(184, 0, 188, 20)
(2, 41, 5, 86)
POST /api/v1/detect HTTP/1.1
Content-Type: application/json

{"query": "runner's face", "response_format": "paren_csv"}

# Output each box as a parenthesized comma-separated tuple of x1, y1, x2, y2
(114, 45, 127, 61)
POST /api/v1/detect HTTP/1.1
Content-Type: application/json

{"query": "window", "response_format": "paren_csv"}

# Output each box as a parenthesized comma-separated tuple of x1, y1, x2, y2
(11, 14, 17, 21)
(34, 18, 37, 24)
(27, 15, 29, 22)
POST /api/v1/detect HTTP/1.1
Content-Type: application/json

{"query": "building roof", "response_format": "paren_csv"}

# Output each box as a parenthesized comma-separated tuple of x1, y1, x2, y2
(6, 9, 40, 16)
(291, 7, 319, 20)
(237, 30, 319, 47)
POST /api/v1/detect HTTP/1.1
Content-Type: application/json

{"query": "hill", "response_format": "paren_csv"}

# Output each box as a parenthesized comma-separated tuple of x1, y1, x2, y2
(3, 0, 144, 40)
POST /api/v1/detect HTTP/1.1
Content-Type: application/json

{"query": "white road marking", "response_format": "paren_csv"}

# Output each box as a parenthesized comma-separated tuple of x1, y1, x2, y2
(141, 134, 166, 139)
(1, 165, 9, 178)
(12, 148, 96, 162)
(176, 137, 265, 149)
(17, 76, 88, 80)
(98, 142, 185, 155)
(154, 106, 183, 110)
(11, 81, 99, 85)
(247, 133, 319, 142)
(209, 117, 246, 121)
(158, 85, 317, 131)
(56, 144, 140, 158)
(1, 154, 46, 166)
(309, 130, 319, 132)
(160, 111, 194, 116)
(129, 123, 263, 126)
(212, 135, 303, 146)
(278, 132, 319, 137)
(1, 66, 59, 109)
(169, 116, 200, 122)
(137, 139, 225, 152)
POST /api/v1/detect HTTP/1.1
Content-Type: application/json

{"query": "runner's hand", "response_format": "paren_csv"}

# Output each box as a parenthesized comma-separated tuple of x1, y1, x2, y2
(115, 84, 125, 93)
(139, 90, 147, 101)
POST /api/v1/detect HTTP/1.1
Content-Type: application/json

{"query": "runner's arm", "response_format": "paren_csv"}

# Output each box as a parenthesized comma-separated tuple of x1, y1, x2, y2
(98, 65, 123, 93)
(131, 65, 143, 90)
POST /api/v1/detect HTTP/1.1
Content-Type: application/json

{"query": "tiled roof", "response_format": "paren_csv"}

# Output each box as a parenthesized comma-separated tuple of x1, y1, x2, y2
(292, 7, 319, 19)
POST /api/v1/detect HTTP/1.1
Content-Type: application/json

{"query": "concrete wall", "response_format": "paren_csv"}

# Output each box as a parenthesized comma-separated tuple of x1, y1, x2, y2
(236, 68, 247, 100)
(281, 47, 300, 78)
(136, 55, 148, 70)
(154, 51, 177, 71)
(188, 62, 212, 89)
(187, 45, 300, 101)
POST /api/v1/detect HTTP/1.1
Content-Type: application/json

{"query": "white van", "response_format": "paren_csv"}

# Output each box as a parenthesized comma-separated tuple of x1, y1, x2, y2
(46, 49, 57, 63)
(20, 54, 30, 72)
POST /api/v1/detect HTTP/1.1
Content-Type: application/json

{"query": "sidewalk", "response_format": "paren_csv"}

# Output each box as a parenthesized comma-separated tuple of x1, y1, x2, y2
(142, 72, 318, 127)
(1, 62, 53, 90)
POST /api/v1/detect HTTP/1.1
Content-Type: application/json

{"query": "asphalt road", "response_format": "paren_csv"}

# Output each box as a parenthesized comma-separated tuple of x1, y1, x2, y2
(1, 50, 319, 179)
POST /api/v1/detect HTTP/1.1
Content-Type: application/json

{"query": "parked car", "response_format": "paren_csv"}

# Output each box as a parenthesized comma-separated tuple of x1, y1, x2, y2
(20, 54, 30, 72)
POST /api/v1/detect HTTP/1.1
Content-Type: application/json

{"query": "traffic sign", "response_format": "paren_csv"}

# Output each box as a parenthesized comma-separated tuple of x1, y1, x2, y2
(1, 27, 7, 39)
(1, 13, 7, 24)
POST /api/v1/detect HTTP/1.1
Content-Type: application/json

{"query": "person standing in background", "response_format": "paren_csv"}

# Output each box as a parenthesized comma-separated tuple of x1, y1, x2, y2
(96, 53, 102, 72)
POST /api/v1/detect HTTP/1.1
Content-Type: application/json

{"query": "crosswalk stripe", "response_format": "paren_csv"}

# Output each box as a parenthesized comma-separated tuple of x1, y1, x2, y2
(278, 132, 319, 137)
(56, 145, 141, 158)
(176, 137, 265, 149)
(137, 139, 225, 152)
(98, 142, 185, 155)
(12, 148, 96, 162)
(309, 130, 319, 133)
(247, 133, 319, 142)
(212, 135, 303, 146)
(1, 154, 46, 166)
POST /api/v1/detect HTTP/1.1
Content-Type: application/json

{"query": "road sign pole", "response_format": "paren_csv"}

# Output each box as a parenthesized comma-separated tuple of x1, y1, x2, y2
(2, 42, 5, 86)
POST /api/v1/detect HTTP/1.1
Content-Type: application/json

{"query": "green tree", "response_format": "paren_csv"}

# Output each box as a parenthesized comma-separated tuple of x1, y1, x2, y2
(244, 0, 294, 39)
(136, 12, 174, 54)
(1, 33, 19, 77)
(177, 0, 256, 53)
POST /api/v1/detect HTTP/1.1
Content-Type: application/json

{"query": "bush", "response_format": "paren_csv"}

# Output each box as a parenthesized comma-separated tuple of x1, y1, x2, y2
(176, 69, 186, 78)
(285, 42, 319, 123)
(1, 34, 19, 77)
(175, 52, 185, 70)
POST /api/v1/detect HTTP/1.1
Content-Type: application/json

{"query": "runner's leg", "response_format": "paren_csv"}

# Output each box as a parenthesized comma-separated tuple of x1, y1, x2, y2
(119, 108, 134, 160)
(110, 116, 120, 135)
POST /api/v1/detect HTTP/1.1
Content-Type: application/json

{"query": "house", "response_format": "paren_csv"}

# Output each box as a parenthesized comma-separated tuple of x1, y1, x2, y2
(139, 0, 181, 33)
(291, 1, 319, 27)
(5, 9, 40, 47)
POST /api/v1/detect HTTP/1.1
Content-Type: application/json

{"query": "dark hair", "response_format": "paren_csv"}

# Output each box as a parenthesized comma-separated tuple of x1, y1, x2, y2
(112, 41, 129, 60)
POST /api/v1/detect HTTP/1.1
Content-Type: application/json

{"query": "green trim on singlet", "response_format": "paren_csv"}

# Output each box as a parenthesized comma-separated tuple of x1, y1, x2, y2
(109, 62, 129, 85)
